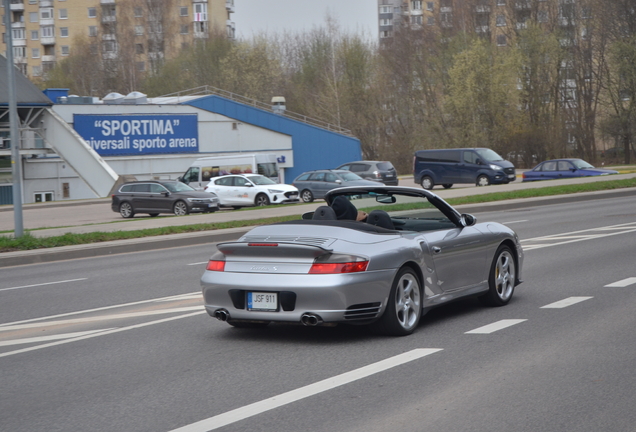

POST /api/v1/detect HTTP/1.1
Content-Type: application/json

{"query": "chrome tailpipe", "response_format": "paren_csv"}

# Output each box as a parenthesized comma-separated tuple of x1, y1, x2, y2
(300, 313, 323, 327)
(214, 309, 230, 322)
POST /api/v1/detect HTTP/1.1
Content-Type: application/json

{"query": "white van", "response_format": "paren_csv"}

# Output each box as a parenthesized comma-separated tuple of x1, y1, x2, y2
(179, 154, 279, 190)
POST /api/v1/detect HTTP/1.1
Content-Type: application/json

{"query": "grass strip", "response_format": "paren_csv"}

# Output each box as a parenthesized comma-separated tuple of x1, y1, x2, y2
(1, 177, 635, 253)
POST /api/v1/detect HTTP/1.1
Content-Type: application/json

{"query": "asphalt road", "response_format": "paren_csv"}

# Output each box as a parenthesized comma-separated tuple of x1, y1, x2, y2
(1, 195, 636, 431)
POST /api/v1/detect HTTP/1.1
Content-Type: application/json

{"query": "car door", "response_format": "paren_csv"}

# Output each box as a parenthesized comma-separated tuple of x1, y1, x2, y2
(422, 226, 488, 291)
(130, 183, 152, 211)
(557, 160, 578, 178)
(207, 177, 234, 205)
(538, 161, 558, 179)
(181, 167, 202, 190)
(233, 176, 256, 205)
(308, 172, 326, 198)
(459, 150, 481, 183)
(149, 183, 172, 212)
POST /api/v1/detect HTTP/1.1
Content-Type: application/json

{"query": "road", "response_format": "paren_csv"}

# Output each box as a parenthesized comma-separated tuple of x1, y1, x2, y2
(2, 195, 636, 431)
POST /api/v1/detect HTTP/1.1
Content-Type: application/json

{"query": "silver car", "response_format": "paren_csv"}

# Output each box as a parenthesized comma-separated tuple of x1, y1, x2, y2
(201, 186, 524, 336)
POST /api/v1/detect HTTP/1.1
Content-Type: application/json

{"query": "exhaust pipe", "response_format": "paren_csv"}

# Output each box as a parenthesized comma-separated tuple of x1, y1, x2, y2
(215, 309, 229, 322)
(300, 313, 323, 327)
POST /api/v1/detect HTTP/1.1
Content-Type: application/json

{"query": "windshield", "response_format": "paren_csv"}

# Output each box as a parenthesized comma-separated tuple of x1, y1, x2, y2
(340, 172, 364, 182)
(257, 162, 278, 178)
(163, 182, 195, 193)
(475, 149, 504, 162)
(571, 159, 594, 169)
(247, 175, 277, 185)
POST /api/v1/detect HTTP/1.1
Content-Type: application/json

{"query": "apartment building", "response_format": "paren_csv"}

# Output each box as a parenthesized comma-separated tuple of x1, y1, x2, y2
(1, 0, 234, 79)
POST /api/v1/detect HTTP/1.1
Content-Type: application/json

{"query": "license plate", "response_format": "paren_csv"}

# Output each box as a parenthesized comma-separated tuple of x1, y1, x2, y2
(385, 174, 394, 178)
(247, 292, 278, 311)
(208, 203, 216, 207)
(508, 174, 515, 179)
(289, 194, 298, 199)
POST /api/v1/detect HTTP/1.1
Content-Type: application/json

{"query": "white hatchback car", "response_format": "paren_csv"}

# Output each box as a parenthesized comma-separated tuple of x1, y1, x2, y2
(204, 174, 300, 208)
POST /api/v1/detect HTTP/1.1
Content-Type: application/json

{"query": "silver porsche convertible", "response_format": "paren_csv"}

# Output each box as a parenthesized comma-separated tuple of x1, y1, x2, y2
(201, 186, 524, 336)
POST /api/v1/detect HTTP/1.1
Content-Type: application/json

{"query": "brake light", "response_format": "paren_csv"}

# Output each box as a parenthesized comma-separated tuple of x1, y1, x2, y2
(373, 170, 381, 178)
(248, 243, 278, 247)
(309, 261, 369, 274)
(206, 260, 226, 271)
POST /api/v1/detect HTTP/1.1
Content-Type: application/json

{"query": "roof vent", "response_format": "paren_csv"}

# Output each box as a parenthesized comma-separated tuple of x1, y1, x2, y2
(123, 91, 148, 105)
(103, 92, 125, 104)
(271, 96, 286, 115)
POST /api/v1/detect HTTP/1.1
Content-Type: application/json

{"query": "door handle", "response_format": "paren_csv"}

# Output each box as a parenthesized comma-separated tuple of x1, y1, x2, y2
(432, 246, 442, 254)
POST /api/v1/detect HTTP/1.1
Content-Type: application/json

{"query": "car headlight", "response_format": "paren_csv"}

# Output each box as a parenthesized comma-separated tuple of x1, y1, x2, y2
(489, 164, 501, 171)
(268, 189, 283, 194)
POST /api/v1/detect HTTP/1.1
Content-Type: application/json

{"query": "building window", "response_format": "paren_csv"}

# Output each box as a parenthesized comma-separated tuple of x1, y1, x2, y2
(380, 18, 392, 26)
(411, 15, 422, 25)
(180, 6, 188, 16)
(88, 26, 97, 37)
(13, 46, 26, 58)
(134, 7, 143, 17)
(31, 30, 39, 40)
(135, 25, 144, 35)
(180, 24, 188, 34)
(538, 10, 548, 23)
(40, 8, 53, 19)
(12, 28, 26, 40)
(427, 16, 434, 25)
(59, 9, 67, 19)
(29, 12, 38, 22)
(137, 61, 145, 72)
(427, 2, 434, 11)
(193, 3, 207, 21)
(149, 21, 162, 33)
(497, 0, 505, 5)
(496, 15, 506, 26)
(103, 40, 116, 52)
(497, 34, 507, 46)
(379, 5, 391, 13)
(380, 30, 392, 38)
(32, 47, 40, 58)
(88, 7, 96, 18)
(61, 45, 69, 56)
(135, 43, 144, 53)
(412, 0, 422, 10)
(32, 65, 42, 76)
(41, 26, 54, 38)
(60, 27, 68, 37)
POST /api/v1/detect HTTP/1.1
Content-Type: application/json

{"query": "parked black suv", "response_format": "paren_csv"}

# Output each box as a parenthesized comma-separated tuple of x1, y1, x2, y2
(111, 180, 219, 218)
(335, 161, 399, 186)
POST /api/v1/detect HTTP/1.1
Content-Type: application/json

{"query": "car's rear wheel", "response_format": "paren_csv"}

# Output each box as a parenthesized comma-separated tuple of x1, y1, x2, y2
(301, 189, 314, 203)
(227, 320, 270, 328)
(442, 184, 453, 189)
(255, 193, 270, 206)
(119, 202, 134, 218)
(421, 176, 434, 190)
(476, 175, 490, 187)
(173, 200, 189, 216)
(479, 245, 516, 306)
(371, 267, 422, 336)
(149, 213, 159, 217)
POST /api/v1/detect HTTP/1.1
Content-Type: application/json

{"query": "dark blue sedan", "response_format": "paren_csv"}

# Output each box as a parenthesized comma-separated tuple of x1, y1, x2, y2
(522, 159, 618, 182)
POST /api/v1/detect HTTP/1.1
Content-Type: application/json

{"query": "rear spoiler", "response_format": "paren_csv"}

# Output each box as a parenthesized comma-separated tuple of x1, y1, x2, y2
(216, 242, 332, 259)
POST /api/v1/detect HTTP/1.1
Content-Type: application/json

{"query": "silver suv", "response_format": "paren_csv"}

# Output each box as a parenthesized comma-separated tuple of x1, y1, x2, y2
(335, 161, 398, 186)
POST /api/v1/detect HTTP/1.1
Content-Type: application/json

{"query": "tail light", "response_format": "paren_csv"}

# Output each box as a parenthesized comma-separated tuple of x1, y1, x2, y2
(309, 254, 369, 274)
(373, 170, 381, 178)
(206, 260, 225, 272)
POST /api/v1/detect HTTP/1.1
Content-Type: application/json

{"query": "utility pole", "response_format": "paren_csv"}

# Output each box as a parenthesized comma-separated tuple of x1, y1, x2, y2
(4, 0, 25, 237)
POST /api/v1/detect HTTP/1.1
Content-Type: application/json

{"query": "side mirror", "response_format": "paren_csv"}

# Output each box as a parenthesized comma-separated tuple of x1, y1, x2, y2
(475, 158, 482, 165)
(163, 191, 170, 197)
(461, 214, 476, 226)
(335, 179, 342, 184)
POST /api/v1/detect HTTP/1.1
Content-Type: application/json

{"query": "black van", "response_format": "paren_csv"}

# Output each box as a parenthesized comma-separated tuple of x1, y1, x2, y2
(413, 148, 516, 190)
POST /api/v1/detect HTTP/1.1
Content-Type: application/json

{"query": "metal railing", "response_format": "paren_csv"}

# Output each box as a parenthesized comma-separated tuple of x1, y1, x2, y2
(157, 85, 353, 136)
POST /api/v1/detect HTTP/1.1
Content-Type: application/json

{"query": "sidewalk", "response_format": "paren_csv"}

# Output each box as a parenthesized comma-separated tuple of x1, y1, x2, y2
(1, 173, 635, 267)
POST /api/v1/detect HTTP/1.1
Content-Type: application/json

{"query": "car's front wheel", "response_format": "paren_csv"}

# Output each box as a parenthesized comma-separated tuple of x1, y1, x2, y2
(119, 202, 134, 218)
(421, 176, 434, 190)
(301, 189, 314, 203)
(173, 200, 189, 216)
(476, 175, 490, 187)
(255, 193, 270, 206)
(372, 267, 422, 336)
(480, 245, 516, 306)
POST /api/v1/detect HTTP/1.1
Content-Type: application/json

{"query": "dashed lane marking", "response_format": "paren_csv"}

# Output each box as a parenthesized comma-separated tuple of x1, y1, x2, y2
(465, 319, 527, 334)
(541, 296, 593, 309)
(0, 278, 88, 292)
(604, 277, 636, 288)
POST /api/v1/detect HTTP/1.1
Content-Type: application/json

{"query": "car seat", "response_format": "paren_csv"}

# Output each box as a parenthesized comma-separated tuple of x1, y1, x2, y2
(312, 206, 337, 220)
(366, 210, 395, 230)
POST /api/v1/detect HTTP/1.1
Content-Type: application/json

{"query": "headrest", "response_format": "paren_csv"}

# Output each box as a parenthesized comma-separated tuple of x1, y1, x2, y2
(331, 196, 358, 220)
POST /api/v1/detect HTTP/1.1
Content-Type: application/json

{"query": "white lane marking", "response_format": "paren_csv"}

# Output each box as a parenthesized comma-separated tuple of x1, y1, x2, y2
(188, 262, 208, 266)
(465, 319, 527, 334)
(0, 278, 88, 293)
(168, 348, 443, 432)
(605, 277, 636, 287)
(0, 291, 201, 328)
(541, 296, 593, 309)
(0, 329, 115, 347)
(0, 307, 203, 332)
(521, 222, 636, 251)
(0, 311, 204, 358)
(157, 293, 202, 301)
(502, 220, 528, 225)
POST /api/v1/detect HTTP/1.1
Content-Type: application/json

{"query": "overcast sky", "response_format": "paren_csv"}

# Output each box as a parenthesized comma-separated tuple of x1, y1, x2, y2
(232, 0, 378, 40)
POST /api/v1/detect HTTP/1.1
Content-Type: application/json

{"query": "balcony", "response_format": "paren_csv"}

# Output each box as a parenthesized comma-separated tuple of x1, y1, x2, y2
(475, 5, 490, 13)
(39, 0, 52, 7)
(100, 0, 115, 4)
(40, 18, 55, 26)
(102, 16, 117, 23)
(225, 0, 234, 12)
(440, 7, 452, 13)
(11, 39, 27, 47)
(42, 54, 56, 62)
(40, 37, 56, 45)
(10, 0, 24, 12)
